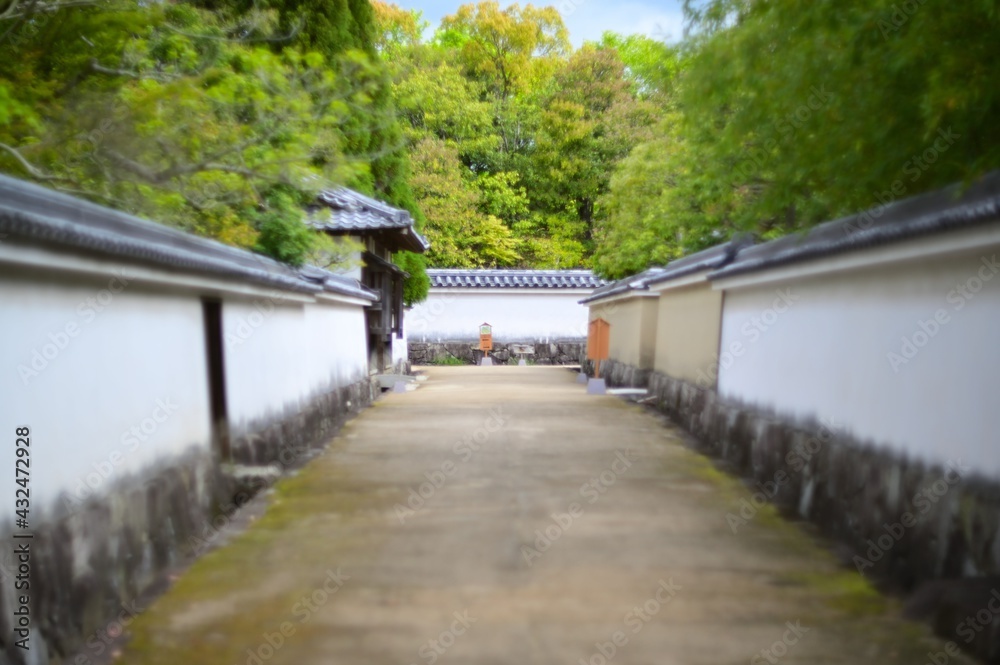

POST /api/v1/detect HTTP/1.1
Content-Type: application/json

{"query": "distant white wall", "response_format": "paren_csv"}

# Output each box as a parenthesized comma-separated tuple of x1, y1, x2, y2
(408, 289, 592, 342)
(716, 245, 1000, 478)
(0, 269, 212, 514)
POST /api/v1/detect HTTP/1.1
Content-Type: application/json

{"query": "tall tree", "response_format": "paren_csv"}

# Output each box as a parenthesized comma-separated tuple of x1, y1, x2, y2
(593, 0, 1000, 278)
(409, 137, 519, 267)
(438, 1, 569, 102)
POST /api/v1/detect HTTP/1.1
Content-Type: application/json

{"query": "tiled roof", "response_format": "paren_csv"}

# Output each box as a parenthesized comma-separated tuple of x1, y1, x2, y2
(644, 236, 754, 287)
(429, 269, 605, 289)
(0, 175, 378, 302)
(713, 171, 1000, 280)
(579, 268, 666, 304)
(311, 188, 430, 253)
(298, 266, 381, 301)
(580, 236, 753, 303)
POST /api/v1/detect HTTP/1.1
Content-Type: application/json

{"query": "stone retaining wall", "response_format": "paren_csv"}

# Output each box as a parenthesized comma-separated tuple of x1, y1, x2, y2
(409, 341, 585, 366)
(0, 378, 375, 665)
(635, 369, 1000, 662)
(230, 378, 376, 468)
(581, 358, 652, 387)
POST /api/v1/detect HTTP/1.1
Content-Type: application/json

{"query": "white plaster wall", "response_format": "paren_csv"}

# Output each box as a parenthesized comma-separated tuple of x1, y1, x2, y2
(392, 314, 409, 369)
(716, 248, 1000, 478)
(408, 290, 592, 342)
(223, 297, 368, 427)
(0, 271, 212, 513)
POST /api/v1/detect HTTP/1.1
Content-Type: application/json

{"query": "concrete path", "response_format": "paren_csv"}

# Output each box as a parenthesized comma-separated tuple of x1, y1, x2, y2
(121, 367, 972, 665)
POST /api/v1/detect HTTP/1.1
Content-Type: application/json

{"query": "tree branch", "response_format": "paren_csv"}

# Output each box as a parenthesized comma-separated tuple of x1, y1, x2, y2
(0, 0, 97, 21)
(89, 59, 174, 82)
(0, 141, 71, 182)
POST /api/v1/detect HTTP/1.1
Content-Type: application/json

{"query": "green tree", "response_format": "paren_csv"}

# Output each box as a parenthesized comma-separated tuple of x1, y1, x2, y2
(409, 137, 519, 267)
(678, 0, 1000, 235)
(594, 0, 1000, 278)
(530, 45, 656, 258)
(0, 0, 431, 299)
(598, 32, 680, 101)
(439, 1, 569, 101)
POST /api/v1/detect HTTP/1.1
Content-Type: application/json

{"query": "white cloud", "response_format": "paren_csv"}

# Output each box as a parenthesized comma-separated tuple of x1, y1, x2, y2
(394, 0, 687, 46)
(556, 1, 686, 45)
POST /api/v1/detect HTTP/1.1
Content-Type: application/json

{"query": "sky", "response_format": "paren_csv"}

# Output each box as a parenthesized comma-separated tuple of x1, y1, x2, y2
(391, 0, 687, 46)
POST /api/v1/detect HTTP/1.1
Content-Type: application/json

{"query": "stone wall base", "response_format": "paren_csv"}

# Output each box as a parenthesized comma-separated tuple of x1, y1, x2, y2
(640, 369, 1000, 662)
(409, 341, 585, 366)
(582, 358, 652, 387)
(1, 378, 375, 665)
(229, 377, 376, 468)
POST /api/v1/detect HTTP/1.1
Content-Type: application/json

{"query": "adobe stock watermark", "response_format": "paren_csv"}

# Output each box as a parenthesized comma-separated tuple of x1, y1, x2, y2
(887, 255, 999, 372)
(408, 292, 458, 341)
(842, 128, 961, 240)
(556, 0, 586, 18)
(521, 449, 637, 566)
(726, 417, 840, 533)
(237, 567, 350, 665)
(734, 86, 835, 184)
(877, 0, 927, 40)
(73, 97, 130, 156)
(407, 610, 477, 665)
(696, 288, 800, 388)
(579, 579, 682, 665)
(853, 459, 969, 573)
(226, 291, 296, 348)
(17, 268, 134, 385)
(750, 620, 810, 664)
(61, 398, 180, 514)
(186, 488, 263, 558)
(68, 598, 143, 664)
(920, 587, 1000, 665)
(394, 406, 509, 523)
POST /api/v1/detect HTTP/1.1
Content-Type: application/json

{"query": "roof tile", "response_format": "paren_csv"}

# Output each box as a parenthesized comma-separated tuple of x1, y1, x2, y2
(311, 188, 430, 253)
(428, 269, 605, 289)
(0, 175, 378, 301)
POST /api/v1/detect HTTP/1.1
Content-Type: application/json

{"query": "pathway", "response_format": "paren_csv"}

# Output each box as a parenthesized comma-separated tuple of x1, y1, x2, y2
(120, 366, 970, 665)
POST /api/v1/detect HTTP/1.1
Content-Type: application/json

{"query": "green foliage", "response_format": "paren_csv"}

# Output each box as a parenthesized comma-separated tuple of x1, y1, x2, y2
(394, 250, 430, 306)
(594, 0, 1000, 278)
(372, 1, 427, 54)
(0, 0, 422, 279)
(438, 1, 570, 101)
(431, 354, 466, 366)
(253, 191, 315, 266)
(597, 32, 680, 100)
(409, 137, 519, 267)
(381, 3, 661, 270)
(306, 233, 365, 273)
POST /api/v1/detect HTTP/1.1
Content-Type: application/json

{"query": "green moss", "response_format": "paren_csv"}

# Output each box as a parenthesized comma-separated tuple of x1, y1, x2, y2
(775, 570, 889, 616)
(121, 436, 386, 664)
(431, 355, 466, 365)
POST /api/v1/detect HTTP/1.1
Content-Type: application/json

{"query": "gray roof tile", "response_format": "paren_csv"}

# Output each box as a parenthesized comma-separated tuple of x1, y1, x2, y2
(0, 175, 378, 301)
(429, 269, 605, 289)
(713, 172, 1000, 280)
(580, 236, 752, 304)
(311, 188, 430, 253)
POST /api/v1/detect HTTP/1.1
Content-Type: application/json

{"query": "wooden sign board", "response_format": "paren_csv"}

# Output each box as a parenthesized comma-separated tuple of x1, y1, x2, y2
(479, 322, 493, 352)
(587, 318, 610, 361)
(587, 317, 611, 380)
